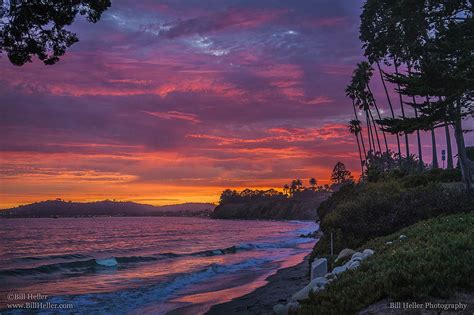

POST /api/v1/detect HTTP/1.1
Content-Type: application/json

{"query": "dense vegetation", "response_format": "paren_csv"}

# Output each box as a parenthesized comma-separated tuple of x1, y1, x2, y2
(212, 167, 354, 220)
(211, 188, 330, 220)
(310, 168, 473, 262)
(301, 213, 474, 314)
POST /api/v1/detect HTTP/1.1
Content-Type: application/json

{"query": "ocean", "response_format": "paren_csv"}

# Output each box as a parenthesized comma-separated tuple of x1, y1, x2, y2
(0, 217, 317, 314)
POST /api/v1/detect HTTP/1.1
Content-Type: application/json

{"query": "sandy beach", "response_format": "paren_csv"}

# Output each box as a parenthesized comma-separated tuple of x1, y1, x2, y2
(206, 255, 310, 315)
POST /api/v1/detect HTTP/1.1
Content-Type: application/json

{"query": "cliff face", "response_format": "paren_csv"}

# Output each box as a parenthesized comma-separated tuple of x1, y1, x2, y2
(211, 193, 330, 220)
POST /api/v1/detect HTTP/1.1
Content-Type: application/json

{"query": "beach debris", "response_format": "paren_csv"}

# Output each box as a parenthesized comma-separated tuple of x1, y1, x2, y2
(335, 248, 356, 262)
(399, 235, 408, 241)
(310, 258, 327, 280)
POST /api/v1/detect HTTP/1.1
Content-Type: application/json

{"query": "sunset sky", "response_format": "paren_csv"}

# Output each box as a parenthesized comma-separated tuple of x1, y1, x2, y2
(1, 0, 470, 209)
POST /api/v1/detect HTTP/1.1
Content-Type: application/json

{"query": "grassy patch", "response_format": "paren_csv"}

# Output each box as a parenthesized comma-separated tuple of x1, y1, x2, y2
(300, 213, 474, 314)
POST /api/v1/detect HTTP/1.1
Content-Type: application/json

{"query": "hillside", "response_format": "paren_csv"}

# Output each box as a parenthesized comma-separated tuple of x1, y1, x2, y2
(300, 213, 474, 314)
(0, 200, 215, 218)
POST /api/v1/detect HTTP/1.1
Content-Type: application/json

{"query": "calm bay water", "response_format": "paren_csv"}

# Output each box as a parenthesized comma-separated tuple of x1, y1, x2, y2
(0, 217, 317, 314)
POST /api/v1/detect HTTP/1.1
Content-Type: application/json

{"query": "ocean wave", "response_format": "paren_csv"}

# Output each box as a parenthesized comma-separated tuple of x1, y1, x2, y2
(46, 257, 272, 314)
(20, 253, 90, 261)
(1, 237, 314, 277)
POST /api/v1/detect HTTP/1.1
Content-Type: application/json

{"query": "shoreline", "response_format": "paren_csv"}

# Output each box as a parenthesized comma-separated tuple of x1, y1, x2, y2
(205, 255, 310, 315)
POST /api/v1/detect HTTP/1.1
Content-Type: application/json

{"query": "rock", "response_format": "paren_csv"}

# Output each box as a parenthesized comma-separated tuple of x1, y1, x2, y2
(273, 303, 288, 315)
(385, 241, 393, 245)
(332, 263, 349, 275)
(351, 252, 364, 261)
(348, 260, 361, 270)
(325, 272, 336, 280)
(399, 235, 408, 241)
(309, 276, 328, 288)
(291, 284, 321, 301)
(291, 286, 310, 301)
(310, 258, 328, 280)
(287, 302, 300, 312)
(362, 249, 375, 259)
(335, 248, 356, 262)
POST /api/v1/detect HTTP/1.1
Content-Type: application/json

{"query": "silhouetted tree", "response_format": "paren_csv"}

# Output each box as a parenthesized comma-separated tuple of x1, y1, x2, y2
(331, 162, 354, 185)
(360, 0, 473, 191)
(346, 82, 368, 161)
(309, 178, 317, 190)
(0, 0, 111, 66)
(348, 119, 365, 175)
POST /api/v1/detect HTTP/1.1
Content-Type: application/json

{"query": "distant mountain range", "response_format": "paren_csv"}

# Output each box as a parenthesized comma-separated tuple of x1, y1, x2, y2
(0, 200, 216, 218)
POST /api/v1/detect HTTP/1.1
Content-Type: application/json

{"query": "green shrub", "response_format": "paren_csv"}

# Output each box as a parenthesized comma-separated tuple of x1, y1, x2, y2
(301, 214, 474, 314)
(310, 181, 473, 261)
(401, 169, 462, 188)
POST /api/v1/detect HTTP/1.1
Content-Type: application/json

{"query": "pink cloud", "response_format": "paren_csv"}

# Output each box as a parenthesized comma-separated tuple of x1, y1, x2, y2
(142, 111, 201, 123)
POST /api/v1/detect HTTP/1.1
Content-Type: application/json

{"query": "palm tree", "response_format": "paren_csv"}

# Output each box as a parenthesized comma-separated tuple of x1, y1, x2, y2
(357, 89, 378, 152)
(358, 62, 389, 153)
(354, 62, 382, 153)
(290, 180, 297, 195)
(345, 83, 368, 160)
(295, 179, 303, 191)
(309, 178, 317, 190)
(348, 119, 365, 175)
(375, 61, 402, 158)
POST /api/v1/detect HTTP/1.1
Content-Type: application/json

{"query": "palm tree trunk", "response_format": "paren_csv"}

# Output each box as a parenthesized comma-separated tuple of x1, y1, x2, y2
(367, 84, 389, 153)
(453, 102, 472, 192)
(352, 101, 367, 161)
(394, 63, 409, 157)
(445, 124, 454, 169)
(366, 111, 374, 152)
(368, 109, 382, 152)
(355, 132, 364, 175)
(359, 130, 367, 163)
(377, 61, 401, 158)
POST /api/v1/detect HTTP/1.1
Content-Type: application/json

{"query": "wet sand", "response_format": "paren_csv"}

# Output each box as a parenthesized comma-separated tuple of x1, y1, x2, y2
(206, 255, 310, 315)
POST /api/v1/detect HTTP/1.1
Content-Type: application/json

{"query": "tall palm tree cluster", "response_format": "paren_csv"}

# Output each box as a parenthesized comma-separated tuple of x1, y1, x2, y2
(347, 0, 473, 191)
